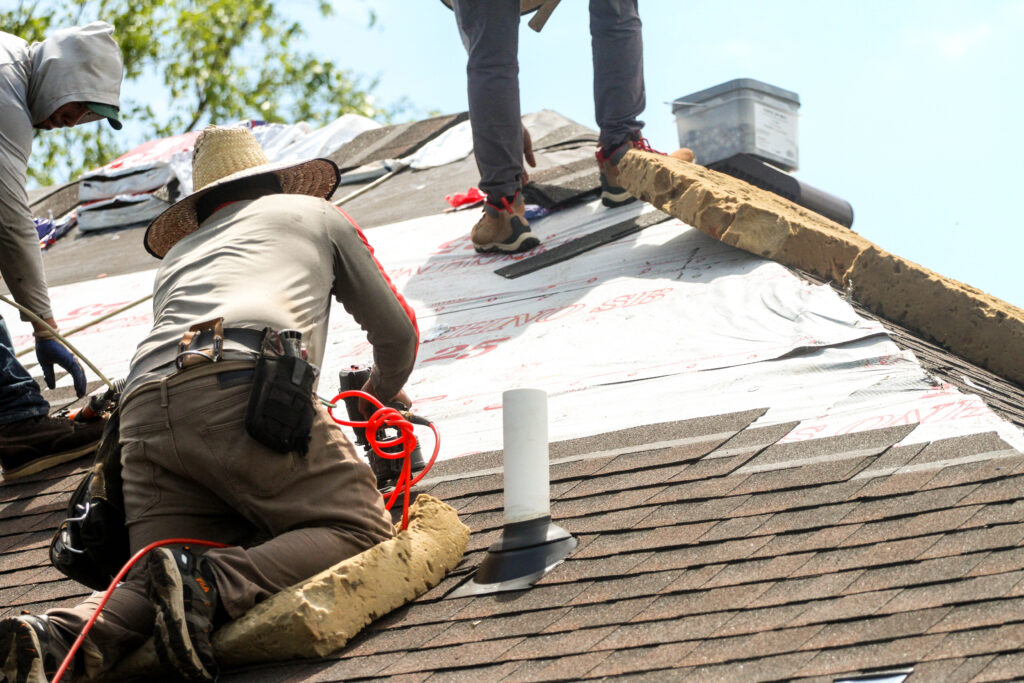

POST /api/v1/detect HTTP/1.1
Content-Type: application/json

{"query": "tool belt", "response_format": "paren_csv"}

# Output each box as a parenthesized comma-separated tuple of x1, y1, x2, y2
(48, 322, 319, 588)
(176, 319, 319, 455)
(175, 317, 263, 369)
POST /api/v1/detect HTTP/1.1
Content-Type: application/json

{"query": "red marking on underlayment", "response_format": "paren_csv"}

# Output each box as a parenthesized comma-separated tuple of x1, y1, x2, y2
(416, 287, 677, 344)
(588, 288, 673, 313)
(421, 337, 510, 363)
(65, 301, 135, 320)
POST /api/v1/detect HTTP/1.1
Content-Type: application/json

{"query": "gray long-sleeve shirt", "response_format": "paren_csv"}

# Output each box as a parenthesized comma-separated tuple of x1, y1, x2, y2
(126, 194, 419, 399)
(0, 23, 122, 320)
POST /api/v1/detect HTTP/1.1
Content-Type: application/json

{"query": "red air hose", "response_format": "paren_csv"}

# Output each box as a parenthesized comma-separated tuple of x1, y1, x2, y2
(326, 390, 440, 530)
(51, 538, 230, 683)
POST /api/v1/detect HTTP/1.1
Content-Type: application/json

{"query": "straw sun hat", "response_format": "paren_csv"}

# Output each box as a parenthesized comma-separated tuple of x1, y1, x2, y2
(144, 125, 340, 258)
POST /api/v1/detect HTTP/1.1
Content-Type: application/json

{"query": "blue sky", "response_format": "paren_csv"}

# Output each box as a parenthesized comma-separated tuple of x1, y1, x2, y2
(280, 0, 1020, 309)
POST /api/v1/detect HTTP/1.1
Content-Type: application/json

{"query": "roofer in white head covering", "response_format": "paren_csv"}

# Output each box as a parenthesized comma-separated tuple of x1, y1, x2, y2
(0, 125, 420, 681)
(0, 22, 124, 481)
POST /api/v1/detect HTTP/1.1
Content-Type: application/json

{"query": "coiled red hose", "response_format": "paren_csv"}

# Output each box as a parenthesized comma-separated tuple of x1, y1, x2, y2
(326, 389, 440, 530)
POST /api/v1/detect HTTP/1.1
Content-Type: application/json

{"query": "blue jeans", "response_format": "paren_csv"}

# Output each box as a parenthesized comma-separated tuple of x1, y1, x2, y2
(0, 316, 50, 424)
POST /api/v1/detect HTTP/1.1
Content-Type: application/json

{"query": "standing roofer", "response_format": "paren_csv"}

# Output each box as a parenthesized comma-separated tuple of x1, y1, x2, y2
(0, 21, 124, 480)
(451, 0, 694, 254)
(0, 125, 419, 682)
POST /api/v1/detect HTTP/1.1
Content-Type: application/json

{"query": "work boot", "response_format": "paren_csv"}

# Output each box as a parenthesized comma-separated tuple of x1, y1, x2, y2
(596, 136, 694, 208)
(148, 546, 221, 682)
(0, 414, 106, 482)
(0, 614, 74, 683)
(470, 192, 539, 254)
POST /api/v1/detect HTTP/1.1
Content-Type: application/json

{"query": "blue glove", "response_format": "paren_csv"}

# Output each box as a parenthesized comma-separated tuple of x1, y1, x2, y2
(35, 338, 87, 397)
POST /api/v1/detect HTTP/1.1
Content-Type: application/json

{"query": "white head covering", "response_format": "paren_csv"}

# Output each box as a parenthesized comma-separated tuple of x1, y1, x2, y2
(27, 21, 123, 125)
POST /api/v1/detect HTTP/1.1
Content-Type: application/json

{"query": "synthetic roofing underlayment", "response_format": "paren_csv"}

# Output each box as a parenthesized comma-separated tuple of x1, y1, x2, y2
(3, 111, 1024, 681)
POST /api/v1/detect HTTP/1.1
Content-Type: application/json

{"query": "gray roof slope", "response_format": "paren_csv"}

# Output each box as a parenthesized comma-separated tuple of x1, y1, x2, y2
(2, 111, 1024, 682)
(15, 109, 597, 291)
(20, 113, 474, 289)
(326, 112, 468, 172)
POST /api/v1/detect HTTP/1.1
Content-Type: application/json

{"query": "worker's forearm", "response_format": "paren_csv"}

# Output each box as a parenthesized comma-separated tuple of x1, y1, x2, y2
(0, 116, 56, 323)
(369, 332, 418, 402)
(0, 217, 55, 323)
(330, 210, 419, 400)
(0, 248, 55, 324)
(31, 316, 59, 339)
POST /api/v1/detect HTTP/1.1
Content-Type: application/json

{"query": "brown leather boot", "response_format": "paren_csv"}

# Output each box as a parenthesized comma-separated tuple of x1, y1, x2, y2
(0, 414, 105, 481)
(470, 192, 540, 254)
(596, 137, 694, 208)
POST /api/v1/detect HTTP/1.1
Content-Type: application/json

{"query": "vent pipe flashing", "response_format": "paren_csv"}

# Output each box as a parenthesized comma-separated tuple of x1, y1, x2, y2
(450, 388, 576, 597)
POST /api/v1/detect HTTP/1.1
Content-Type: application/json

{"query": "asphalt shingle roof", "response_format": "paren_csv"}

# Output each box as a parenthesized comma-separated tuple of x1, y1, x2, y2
(199, 411, 1023, 681)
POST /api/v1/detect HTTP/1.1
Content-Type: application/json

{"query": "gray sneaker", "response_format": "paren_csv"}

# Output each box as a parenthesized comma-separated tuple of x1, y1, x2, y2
(470, 192, 539, 254)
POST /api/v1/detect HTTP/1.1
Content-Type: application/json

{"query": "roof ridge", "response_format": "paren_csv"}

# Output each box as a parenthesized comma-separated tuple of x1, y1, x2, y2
(617, 151, 1024, 388)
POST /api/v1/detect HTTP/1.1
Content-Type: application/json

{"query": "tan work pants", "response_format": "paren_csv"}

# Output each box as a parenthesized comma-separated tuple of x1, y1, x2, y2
(46, 361, 393, 678)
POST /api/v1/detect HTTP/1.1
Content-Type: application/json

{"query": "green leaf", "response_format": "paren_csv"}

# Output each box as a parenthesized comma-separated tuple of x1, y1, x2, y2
(4, 0, 413, 187)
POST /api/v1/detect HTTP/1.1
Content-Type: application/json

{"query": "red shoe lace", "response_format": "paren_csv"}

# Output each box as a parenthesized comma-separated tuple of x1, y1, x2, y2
(485, 191, 520, 214)
(631, 136, 664, 155)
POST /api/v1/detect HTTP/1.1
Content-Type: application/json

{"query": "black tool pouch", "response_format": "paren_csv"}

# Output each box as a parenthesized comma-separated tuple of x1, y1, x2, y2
(244, 328, 319, 455)
(49, 411, 130, 591)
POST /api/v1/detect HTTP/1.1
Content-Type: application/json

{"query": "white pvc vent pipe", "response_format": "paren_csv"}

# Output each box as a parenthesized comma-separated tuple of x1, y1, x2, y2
(502, 388, 551, 525)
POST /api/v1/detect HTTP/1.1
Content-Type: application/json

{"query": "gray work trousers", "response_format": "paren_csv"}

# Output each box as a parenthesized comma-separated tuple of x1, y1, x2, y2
(45, 361, 393, 678)
(452, 0, 646, 201)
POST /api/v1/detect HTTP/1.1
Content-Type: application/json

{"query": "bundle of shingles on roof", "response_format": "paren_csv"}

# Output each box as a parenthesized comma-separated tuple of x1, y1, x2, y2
(28, 114, 384, 238)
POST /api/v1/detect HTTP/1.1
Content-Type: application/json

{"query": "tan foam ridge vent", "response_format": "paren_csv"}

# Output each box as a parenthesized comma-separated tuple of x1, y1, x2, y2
(103, 494, 469, 679)
(618, 150, 1024, 387)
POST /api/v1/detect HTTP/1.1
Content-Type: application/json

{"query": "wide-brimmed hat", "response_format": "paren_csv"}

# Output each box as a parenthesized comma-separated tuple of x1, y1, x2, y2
(144, 125, 340, 258)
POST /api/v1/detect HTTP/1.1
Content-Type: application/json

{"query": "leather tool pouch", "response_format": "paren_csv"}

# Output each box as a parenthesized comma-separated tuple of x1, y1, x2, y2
(176, 317, 225, 369)
(49, 412, 130, 591)
(244, 328, 319, 455)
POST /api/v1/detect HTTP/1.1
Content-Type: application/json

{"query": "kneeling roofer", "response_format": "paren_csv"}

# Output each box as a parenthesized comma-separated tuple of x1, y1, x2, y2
(0, 125, 420, 681)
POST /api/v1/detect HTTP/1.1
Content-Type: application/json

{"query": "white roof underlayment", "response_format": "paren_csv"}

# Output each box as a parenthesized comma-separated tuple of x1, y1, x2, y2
(9, 199, 1024, 459)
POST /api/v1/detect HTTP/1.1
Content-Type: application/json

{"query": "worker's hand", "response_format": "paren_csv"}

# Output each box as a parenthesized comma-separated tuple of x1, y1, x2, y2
(358, 378, 412, 419)
(35, 338, 87, 397)
(521, 124, 536, 186)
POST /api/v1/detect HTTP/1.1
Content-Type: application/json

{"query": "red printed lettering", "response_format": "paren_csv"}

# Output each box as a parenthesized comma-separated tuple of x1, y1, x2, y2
(64, 302, 129, 320)
(633, 289, 672, 306)
(589, 288, 672, 313)
(421, 337, 511, 363)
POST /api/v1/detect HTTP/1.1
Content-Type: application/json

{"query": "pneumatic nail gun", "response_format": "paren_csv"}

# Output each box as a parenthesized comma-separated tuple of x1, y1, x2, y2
(338, 365, 426, 492)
